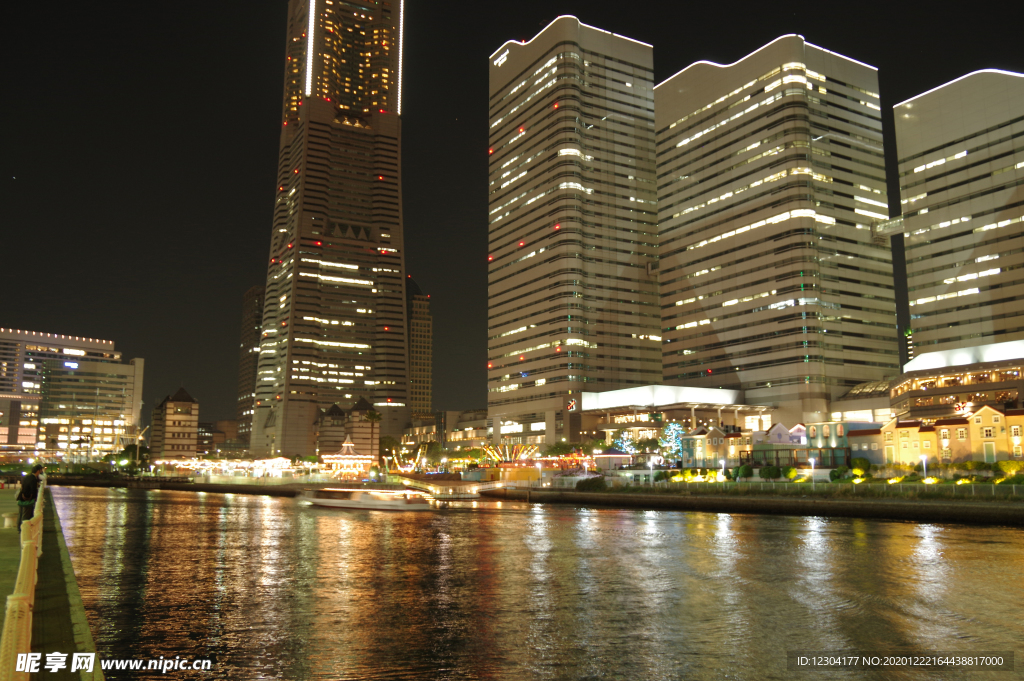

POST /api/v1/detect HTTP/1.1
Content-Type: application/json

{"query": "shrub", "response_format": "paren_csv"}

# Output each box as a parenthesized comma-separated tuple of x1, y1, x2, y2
(851, 457, 871, 476)
(829, 465, 849, 482)
(997, 460, 1024, 475)
(654, 470, 672, 482)
(1001, 475, 1024, 485)
(737, 464, 753, 481)
(759, 465, 781, 481)
(575, 476, 607, 492)
(782, 466, 798, 480)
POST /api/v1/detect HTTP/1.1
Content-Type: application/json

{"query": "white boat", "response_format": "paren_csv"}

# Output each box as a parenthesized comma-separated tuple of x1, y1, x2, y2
(298, 487, 435, 511)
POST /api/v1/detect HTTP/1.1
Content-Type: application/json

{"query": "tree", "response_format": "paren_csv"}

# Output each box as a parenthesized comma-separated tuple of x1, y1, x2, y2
(365, 409, 382, 466)
(612, 430, 638, 455)
(659, 422, 685, 460)
(636, 437, 660, 453)
(379, 436, 400, 468)
(545, 441, 578, 456)
(423, 441, 443, 464)
(118, 444, 150, 464)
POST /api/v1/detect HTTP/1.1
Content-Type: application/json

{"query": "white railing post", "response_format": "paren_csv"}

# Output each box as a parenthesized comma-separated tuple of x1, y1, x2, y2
(0, 482, 48, 680)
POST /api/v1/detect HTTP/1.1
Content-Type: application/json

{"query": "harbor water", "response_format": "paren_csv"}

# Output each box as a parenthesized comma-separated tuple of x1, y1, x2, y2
(52, 487, 1023, 680)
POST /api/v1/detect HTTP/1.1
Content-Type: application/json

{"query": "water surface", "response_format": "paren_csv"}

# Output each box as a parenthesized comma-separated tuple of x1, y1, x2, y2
(53, 487, 1023, 680)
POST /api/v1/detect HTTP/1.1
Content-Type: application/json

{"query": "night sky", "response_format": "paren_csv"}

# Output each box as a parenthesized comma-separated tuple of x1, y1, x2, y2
(4, 1, 1023, 422)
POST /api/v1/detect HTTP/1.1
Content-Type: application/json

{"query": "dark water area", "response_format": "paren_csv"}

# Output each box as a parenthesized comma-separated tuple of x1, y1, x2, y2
(52, 487, 1023, 680)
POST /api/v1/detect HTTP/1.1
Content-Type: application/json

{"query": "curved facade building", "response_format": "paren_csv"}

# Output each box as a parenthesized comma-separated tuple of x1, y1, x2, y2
(655, 35, 899, 424)
(487, 17, 662, 445)
(893, 70, 1024, 356)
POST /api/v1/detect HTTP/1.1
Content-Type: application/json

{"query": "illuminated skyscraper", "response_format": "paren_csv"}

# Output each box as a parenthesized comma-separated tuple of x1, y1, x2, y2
(487, 17, 661, 446)
(236, 284, 264, 443)
(405, 276, 432, 414)
(251, 0, 409, 458)
(656, 36, 899, 424)
(890, 70, 1024, 355)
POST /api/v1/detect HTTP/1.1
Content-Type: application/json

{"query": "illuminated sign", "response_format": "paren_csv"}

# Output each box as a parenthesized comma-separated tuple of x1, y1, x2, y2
(954, 402, 973, 414)
(64, 362, 78, 369)
(566, 399, 576, 411)
(493, 49, 509, 67)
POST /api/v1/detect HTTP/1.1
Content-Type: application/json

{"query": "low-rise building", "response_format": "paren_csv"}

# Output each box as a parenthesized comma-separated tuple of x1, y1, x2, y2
(847, 429, 883, 463)
(881, 405, 1024, 463)
(150, 388, 199, 460)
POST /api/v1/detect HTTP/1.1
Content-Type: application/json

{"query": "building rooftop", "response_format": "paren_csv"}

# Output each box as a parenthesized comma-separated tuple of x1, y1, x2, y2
(840, 380, 893, 399)
(903, 339, 1024, 373)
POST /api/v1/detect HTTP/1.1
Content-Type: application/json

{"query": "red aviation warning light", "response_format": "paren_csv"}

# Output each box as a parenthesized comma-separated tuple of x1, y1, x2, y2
(487, 362, 493, 369)
(518, 241, 525, 247)
(553, 224, 560, 230)
(488, 255, 494, 261)
(488, 148, 494, 155)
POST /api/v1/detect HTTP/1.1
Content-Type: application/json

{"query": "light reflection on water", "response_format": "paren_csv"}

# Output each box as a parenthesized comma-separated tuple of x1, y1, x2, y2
(53, 487, 1023, 680)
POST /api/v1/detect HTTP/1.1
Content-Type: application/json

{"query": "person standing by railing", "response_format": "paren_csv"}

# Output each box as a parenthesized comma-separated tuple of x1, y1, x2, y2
(16, 464, 44, 532)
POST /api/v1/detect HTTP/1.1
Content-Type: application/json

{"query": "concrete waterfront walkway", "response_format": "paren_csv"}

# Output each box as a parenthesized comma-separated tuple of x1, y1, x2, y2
(1, 488, 103, 680)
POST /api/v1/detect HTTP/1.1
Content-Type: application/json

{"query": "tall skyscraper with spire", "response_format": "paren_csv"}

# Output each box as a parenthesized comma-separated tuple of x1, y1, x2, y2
(251, 0, 409, 458)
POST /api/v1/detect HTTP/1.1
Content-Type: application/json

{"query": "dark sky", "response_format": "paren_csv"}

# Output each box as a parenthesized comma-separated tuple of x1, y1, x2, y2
(4, 1, 1023, 421)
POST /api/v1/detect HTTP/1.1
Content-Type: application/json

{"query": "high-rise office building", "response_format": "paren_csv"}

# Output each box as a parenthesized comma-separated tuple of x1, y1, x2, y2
(487, 17, 661, 446)
(251, 0, 409, 458)
(405, 276, 432, 414)
(236, 284, 264, 443)
(656, 35, 899, 424)
(890, 70, 1024, 354)
(0, 328, 144, 459)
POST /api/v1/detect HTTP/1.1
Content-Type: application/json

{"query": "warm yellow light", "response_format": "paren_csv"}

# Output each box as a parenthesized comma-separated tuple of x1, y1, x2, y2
(922, 477, 939, 485)
(887, 476, 904, 485)
(852, 478, 865, 484)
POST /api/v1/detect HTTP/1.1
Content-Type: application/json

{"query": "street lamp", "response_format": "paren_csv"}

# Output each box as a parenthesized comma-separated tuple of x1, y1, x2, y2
(809, 457, 816, 489)
(536, 462, 542, 488)
(920, 454, 927, 479)
(720, 458, 725, 483)
(649, 458, 654, 485)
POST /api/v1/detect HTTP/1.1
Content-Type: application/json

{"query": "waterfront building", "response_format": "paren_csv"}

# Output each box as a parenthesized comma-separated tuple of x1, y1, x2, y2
(888, 70, 1024, 356)
(487, 17, 662, 446)
(315, 403, 349, 455)
(251, 0, 410, 460)
(406, 277, 432, 413)
(0, 328, 143, 459)
(890, 339, 1022, 421)
(579, 384, 773, 444)
(679, 426, 726, 468)
(655, 35, 899, 425)
(236, 285, 264, 443)
(847, 428, 883, 459)
(401, 409, 490, 451)
(828, 380, 894, 425)
(150, 388, 199, 460)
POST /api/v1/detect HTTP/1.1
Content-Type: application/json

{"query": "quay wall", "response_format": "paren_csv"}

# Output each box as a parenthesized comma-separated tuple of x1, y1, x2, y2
(482, 489, 1024, 526)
